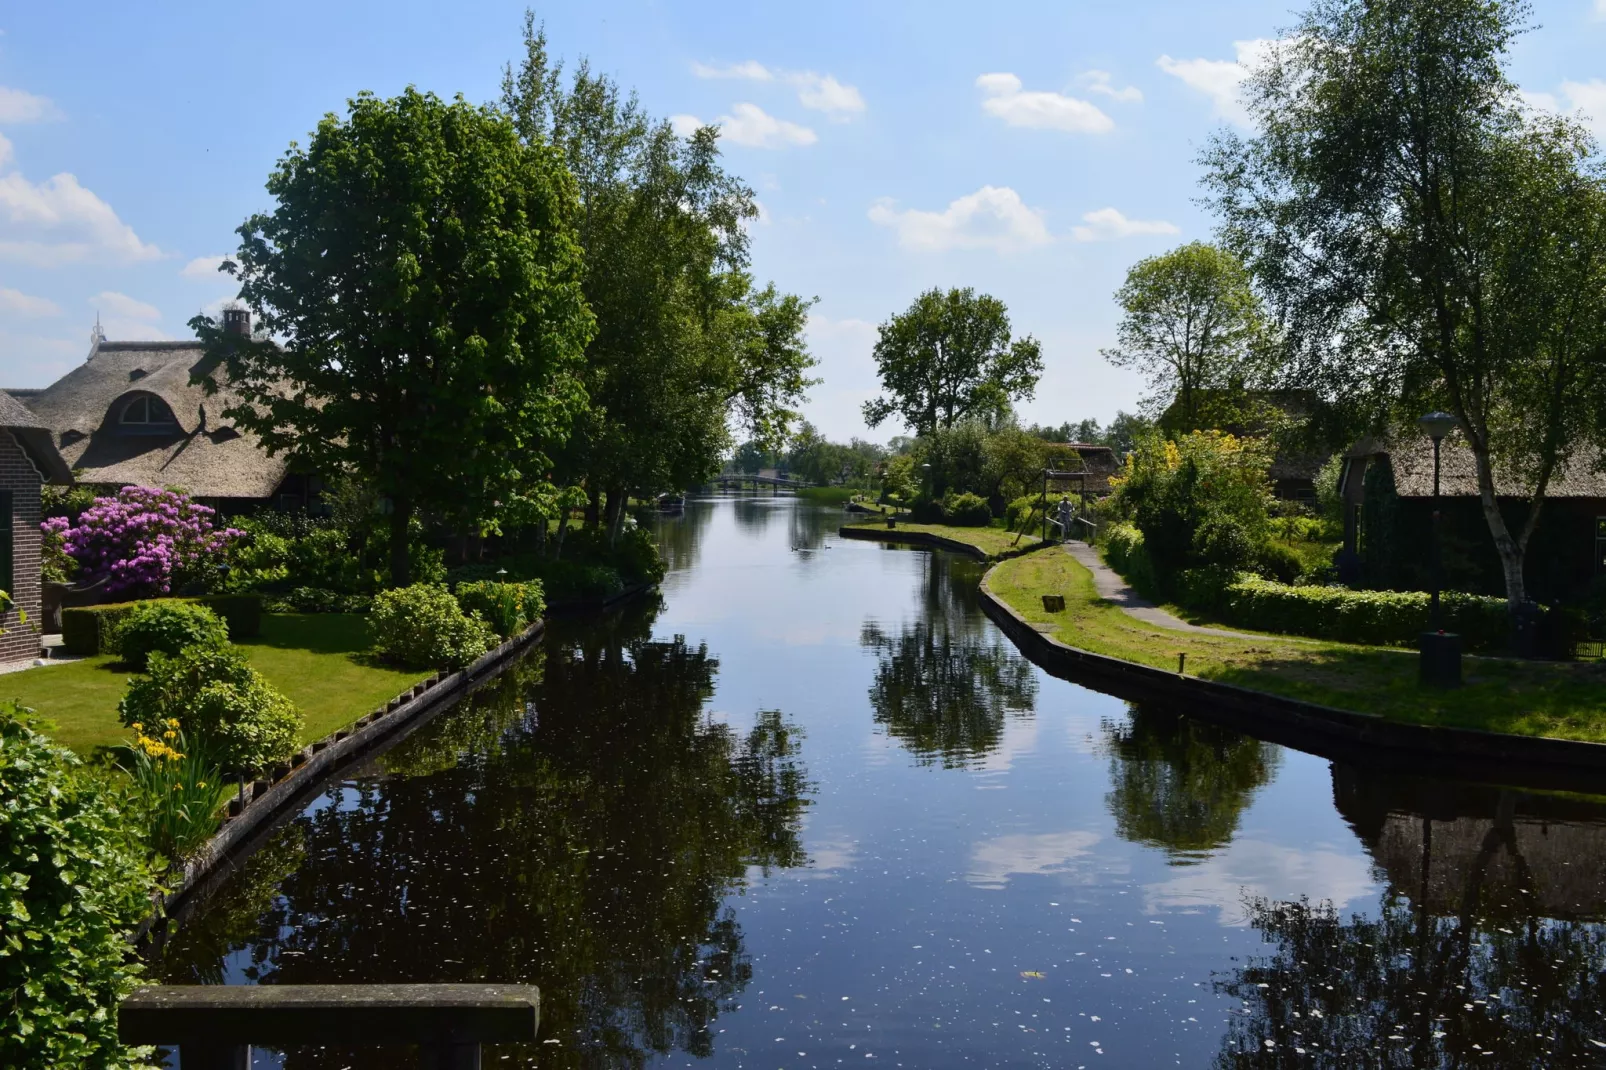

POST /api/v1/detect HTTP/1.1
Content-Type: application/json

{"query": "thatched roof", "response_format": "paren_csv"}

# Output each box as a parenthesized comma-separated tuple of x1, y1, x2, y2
(22, 340, 288, 499)
(1348, 431, 1606, 499)
(0, 389, 70, 483)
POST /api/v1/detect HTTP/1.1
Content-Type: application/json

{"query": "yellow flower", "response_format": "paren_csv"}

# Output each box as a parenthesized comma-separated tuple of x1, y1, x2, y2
(131, 722, 143, 733)
(196, 782, 207, 789)
(163, 730, 177, 741)
(166, 718, 180, 729)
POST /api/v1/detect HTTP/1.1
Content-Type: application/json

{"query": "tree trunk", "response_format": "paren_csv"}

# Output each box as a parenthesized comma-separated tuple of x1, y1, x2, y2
(533, 517, 547, 558)
(388, 495, 414, 588)
(605, 485, 627, 546)
(1469, 444, 1528, 608)
(585, 488, 602, 530)
(553, 512, 568, 561)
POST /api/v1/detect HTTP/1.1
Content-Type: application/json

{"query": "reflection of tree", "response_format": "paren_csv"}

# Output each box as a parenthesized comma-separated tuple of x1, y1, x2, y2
(373, 649, 546, 780)
(1102, 704, 1278, 864)
(1215, 769, 1606, 1067)
(648, 499, 715, 575)
(861, 552, 1035, 766)
(730, 495, 776, 535)
(156, 597, 811, 1069)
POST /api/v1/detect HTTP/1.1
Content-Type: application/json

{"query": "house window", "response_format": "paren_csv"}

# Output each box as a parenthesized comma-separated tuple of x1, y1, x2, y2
(1596, 517, 1606, 575)
(0, 490, 13, 599)
(118, 394, 177, 434)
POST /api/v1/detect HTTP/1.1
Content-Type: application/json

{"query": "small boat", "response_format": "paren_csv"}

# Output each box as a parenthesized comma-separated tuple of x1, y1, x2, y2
(657, 493, 686, 512)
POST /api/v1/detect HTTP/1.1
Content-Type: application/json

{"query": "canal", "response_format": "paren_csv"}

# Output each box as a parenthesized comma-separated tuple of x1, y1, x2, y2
(155, 495, 1606, 1067)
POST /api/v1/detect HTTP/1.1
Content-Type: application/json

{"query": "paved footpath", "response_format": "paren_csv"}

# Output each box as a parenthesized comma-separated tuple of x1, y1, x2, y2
(1062, 541, 1263, 639)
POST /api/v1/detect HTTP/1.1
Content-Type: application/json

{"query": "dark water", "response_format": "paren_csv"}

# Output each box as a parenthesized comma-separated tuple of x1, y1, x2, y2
(155, 496, 1606, 1068)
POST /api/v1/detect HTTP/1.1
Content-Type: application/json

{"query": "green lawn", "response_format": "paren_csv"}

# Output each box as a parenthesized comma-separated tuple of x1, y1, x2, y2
(988, 550, 1606, 743)
(845, 519, 1042, 560)
(4, 614, 428, 758)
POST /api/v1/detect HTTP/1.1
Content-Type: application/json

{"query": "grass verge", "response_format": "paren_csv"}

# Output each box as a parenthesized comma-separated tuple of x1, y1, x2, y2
(988, 549, 1606, 743)
(4, 613, 428, 759)
(844, 519, 1042, 560)
(795, 486, 865, 503)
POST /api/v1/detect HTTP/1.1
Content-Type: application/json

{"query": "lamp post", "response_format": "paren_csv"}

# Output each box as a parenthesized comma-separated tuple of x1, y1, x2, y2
(1417, 411, 1460, 686)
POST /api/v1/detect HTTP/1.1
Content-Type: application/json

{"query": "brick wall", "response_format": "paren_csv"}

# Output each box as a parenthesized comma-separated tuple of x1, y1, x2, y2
(0, 431, 42, 665)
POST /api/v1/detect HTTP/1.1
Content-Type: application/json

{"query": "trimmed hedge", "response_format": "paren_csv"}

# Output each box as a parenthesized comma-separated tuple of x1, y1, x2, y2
(62, 594, 264, 656)
(1214, 577, 1510, 651)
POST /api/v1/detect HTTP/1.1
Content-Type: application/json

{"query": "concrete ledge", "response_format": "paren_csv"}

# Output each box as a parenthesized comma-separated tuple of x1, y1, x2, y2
(977, 568, 1606, 793)
(837, 525, 1052, 562)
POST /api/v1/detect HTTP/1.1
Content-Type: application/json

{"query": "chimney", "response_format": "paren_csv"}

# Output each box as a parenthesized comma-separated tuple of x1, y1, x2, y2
(223, 308, 251, 338)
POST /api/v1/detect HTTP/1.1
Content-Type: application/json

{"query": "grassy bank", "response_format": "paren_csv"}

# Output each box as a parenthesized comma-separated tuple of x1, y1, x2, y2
(5, 613, 429, 758)
(988, 549, 1606, 743)
(844, 519, 1042, 560)
(794, 486, 865, 503)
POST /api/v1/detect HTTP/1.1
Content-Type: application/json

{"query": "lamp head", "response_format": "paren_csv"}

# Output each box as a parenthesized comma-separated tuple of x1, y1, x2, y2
(1417, 411, 1458, 442)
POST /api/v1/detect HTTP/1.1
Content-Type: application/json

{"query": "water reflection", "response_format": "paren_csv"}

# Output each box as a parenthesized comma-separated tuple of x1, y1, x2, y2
(1213, 767, 1606, 1066)
(1103, 704, 1279, 865)
(156, 599, 812, 1068)
(860, 554, 1036, 767)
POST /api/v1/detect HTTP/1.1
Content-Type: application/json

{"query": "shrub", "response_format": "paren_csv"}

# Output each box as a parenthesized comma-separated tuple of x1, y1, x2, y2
(115, 600, 229, 669)
(40, 515, 74, 584)
(121, 720, 223, 859)
(54, 485, 243, 597)
(1193, 514, 1258, 571)
(120, 645, 301, 772)
(1255, 541, 1305, 584)
(191, 593, 264, 637)
(539, 563, 625, 606)
(62, 595, 263, 656)
(942, 491, 993, 527)
(0, 705, 152, 1069)
(263, 586, 374, 614)
(909, 498, 947, 524)
(453, 580, 545, 638)
(370, 584, 496, 669)
(1215, 577, 1510, 650)
(1101, 522, 1162, 597)
(1004, 493, 1073, 531)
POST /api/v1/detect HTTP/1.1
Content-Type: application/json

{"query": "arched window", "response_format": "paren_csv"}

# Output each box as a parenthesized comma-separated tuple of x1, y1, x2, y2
(117, 394, 177, 433)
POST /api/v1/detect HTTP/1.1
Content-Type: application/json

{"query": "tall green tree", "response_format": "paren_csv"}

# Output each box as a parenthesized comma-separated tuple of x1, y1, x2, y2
(1102, 241, 1267, 432)
(1203, 0, 1606, 606)
(193, 88, 593, 585)
(502, 16, 816, 540)
(862, 287, 1043, 436)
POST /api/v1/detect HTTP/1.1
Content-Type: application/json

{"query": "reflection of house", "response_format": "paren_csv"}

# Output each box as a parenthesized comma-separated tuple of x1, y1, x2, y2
(0, 392, 71, 663)
(1334, 765, 1606, 922)
(1158, 389, 1330, 502)
(1339, 432, 1606, 599)
(16, 314, 316, 512)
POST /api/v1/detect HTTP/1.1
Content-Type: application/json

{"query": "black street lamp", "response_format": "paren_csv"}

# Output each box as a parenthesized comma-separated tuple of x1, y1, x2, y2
(1417, 411, 1461, 686)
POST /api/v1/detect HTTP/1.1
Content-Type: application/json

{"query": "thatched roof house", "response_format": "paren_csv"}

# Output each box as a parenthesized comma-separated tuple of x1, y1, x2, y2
(18, 321, 303, 506)
(1065, 442, 1119, 496)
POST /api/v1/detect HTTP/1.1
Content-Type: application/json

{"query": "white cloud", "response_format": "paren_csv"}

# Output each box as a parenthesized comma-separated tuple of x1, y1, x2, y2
(669, 113, 704, 138)
(0, 287, 60, 317)
(1079, 70, 1143, 104)
(1142, 838, 1378, 926)
(709, 102, 817, 149)
(0, 132, 11, 171)
(0, 85, 62, 124)
(1072, 206, 1180, 242)
(976, 72, 1114, 134)
(1522, 79, 1606, 141)
(1597, 0, 1606, 18)
(869, 185, 1053, 253)
(691, 60, 866, 119)
(1156, 38, 1277, 126)
(90, 291, 168, 341)
(181, 254, 230, 280)
(691, 60, 774, 81)
(0, 169, 163, 266)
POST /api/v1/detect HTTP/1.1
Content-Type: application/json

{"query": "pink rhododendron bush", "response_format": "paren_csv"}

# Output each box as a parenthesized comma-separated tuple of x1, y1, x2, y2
(45, 486, 244, 597)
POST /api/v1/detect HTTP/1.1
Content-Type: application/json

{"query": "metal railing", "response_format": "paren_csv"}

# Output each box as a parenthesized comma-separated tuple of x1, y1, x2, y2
(120, 983, 539, 1070)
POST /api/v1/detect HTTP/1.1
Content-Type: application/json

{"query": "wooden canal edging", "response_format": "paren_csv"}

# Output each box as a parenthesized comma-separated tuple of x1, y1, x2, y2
(142, 617, 550, 937)
(120, 983, 539, 1069)
(976, 567, 1606, 794)
(836, 523, 1054, 562)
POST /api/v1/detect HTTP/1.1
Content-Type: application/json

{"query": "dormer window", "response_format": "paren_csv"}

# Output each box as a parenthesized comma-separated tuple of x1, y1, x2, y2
(118, 393, 177, 434)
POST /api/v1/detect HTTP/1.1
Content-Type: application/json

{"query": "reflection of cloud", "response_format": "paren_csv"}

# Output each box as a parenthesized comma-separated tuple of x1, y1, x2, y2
(1142, 838, 1377, 925)
(969, 830, 1101, 889)
(800, 837, 859, 879)
(972, 714, 1040, 775)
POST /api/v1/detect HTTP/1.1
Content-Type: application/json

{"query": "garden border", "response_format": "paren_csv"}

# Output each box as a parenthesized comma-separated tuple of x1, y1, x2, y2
(976, 567, 1606, 794)
(836, 524, 1052, 562)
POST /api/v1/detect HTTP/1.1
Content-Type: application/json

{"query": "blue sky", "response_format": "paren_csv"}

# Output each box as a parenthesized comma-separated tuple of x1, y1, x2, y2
(2, 1, 1604, 442)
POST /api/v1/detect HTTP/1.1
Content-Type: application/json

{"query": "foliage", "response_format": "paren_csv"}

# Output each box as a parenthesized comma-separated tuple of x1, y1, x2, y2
(1313, 452, 1344, 525)
(0, 705, 152, 1069)
(121, 645, 301, 772)
(454, 580, 545, 638)
(121, 720, 223, 860)
(1030, 410, 1153, 456)
(503, 19, 816, 540)
(941, 491, 993, 527)
(1218, 576, 1510, 650)
(1102, 242, 1268, 429)
(40, 483, 97, 522)
(1102, 522, 1163, 596)
(880, 453, 919, 504)
(226, 512, 445, 598)
(370, 584, 497, 670)
(61, 595, 260, 657)
(39, 514, 73, 584)
(196, 87, 594, 585)
(1254, 540, 1305, 585)
(49, 486, 243, 598)
(1004, 493, 1073, 531)
(783, 423, 888, 487)
(1203, 0, 1606, 606)
(862, 287, 1043, 435)
(115, 600, 229, 669)
(1113, 432, 1274, 584)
